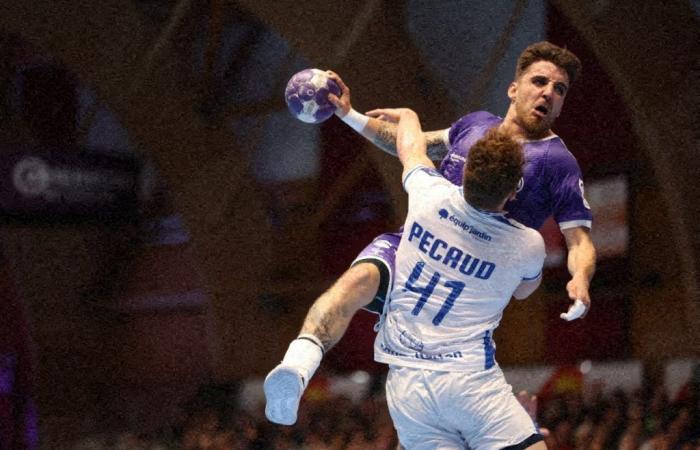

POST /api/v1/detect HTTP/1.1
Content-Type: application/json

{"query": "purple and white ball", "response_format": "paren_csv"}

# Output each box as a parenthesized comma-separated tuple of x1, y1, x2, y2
(284, 68, 341, 124)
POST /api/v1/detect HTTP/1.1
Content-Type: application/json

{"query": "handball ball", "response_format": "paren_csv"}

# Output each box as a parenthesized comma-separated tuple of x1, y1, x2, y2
(285, 68, 341, 124)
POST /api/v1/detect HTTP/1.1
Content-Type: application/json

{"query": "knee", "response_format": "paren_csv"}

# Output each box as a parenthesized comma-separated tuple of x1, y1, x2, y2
(343, 262, 381, 291)
(320, 263, 382, 311)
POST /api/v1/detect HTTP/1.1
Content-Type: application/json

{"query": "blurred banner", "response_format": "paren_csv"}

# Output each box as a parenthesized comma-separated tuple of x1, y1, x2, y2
(0, 145, 140, 222)
(540, 175, 629, 268)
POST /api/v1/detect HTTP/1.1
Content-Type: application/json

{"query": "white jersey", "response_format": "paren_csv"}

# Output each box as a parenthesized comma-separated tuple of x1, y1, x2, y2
(374, 166, 545, 372)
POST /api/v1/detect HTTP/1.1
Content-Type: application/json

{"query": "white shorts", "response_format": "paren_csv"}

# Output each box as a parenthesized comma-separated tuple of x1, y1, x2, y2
(385, 365, 539, 450)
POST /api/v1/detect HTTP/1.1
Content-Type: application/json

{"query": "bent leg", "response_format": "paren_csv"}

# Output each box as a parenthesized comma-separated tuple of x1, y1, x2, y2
(352, 232, 402, 314)
(264, 262, 380, 425)
(265, 232, 400, 425)
(300, 261, 381, 350)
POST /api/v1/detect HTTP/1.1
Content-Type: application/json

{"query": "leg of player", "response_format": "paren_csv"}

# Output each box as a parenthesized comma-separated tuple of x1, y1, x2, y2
(264, 262, 380, 425)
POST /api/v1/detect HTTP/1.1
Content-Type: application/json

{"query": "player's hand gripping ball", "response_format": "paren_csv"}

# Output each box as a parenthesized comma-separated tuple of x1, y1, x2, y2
(285, 69, 341, 124)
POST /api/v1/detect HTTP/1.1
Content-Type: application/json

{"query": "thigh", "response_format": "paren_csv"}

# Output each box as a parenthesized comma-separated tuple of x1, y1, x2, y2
(448, 367, 540, 450)
(351, 232, 401, 314)
(385, 366, 465, 450)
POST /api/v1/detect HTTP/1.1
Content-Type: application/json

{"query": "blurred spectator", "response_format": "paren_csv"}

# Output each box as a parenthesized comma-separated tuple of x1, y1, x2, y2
(59, 365, 700, 449)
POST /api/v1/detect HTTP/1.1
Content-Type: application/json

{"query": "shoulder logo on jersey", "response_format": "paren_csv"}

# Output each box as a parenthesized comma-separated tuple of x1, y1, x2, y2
(372, 239, 393, 249)
(579, 179, 591, 209)
(436, 209, 492, 242)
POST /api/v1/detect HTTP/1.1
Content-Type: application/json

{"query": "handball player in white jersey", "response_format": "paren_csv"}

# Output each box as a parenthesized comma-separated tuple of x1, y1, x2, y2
(376, 108, 545, 449)
(264, 41, 594, 432)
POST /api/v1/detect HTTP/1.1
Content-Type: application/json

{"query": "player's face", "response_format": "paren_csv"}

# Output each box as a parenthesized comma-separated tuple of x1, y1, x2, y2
(508, 60, 569, 137)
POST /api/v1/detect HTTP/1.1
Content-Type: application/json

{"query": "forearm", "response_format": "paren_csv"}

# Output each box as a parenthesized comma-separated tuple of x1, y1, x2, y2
(368, 118, 400, 156)
(340, 110, 399, 156)
(567, 237, 596, 284)
(341, 109, 449, 160)
(396, 109, 434, 175)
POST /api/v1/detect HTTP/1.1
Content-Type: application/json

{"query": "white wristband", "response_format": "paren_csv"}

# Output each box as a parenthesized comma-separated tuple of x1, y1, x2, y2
(341, 108, 369, 133)
(560, 299, 587, 321)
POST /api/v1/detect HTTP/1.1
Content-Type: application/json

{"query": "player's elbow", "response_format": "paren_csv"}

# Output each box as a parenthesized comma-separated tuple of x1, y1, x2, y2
(513, 278, 541, 300)
(512, 290, 531, 300)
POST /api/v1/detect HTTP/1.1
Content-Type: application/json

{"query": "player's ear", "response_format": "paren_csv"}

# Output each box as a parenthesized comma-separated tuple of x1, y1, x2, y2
(508, 82, 517, 102)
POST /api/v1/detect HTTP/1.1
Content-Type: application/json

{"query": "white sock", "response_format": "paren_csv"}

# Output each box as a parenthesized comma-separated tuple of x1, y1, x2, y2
(280, 334, 324, 387)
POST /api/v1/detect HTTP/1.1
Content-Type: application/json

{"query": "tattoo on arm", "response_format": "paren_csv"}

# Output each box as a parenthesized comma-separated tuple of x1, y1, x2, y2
(369, 124, 449, 161)
(370, 122, 399, 156)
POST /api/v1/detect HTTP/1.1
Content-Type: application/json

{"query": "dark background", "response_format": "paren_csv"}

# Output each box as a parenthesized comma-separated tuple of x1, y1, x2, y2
(0, 0, 697, 443)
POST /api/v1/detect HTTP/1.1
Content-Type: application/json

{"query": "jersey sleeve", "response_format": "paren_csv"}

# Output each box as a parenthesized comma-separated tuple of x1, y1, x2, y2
(546, 145, 593, 230)
(403, 165, 453, 214)
(522, 229, 546, 280)
(403, 165, 450, 193)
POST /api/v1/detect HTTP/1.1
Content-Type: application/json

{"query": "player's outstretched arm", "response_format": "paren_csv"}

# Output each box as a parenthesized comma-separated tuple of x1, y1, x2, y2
(394, 108, 434, 175)
(326, 70, 450, 160)
(562, 226, 596, 317)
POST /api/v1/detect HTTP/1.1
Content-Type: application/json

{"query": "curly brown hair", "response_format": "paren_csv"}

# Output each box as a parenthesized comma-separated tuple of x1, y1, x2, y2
(515, 41, 582, 84)
(463, 129, 524, 211)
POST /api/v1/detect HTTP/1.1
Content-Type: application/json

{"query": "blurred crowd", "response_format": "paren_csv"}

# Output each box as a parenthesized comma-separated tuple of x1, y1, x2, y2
(70, 384, 398, 450)
(539, 381, 699, 450)
(64, 368, 699, 450)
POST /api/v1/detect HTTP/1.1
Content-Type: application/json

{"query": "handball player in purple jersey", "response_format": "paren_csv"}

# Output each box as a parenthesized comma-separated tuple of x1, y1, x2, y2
(264, 41, 596, 429)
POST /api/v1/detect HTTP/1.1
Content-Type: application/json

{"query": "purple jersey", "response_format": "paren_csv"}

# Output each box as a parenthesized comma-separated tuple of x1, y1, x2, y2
(442, 111, 592, 230)
(355, 111, 592, 315)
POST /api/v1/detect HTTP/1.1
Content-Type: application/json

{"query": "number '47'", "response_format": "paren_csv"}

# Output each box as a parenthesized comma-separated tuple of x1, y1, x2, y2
(406, 262, 464, 326)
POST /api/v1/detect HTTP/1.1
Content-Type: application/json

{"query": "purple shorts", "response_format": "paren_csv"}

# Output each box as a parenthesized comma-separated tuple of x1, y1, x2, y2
(351, 232, 402, 314)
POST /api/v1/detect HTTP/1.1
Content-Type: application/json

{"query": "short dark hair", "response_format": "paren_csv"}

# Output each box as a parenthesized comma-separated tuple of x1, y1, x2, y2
(463, 129, 524, 210)
(515, 41, 582, 84)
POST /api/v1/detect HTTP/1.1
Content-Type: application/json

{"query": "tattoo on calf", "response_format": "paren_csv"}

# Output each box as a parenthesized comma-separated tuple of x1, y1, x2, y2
(303, 302, 353, 352)
(314, 315, 335, 351)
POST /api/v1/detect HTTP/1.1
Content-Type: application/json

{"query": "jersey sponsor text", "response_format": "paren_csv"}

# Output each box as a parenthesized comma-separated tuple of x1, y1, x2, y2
(407, 221, 496, 280)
